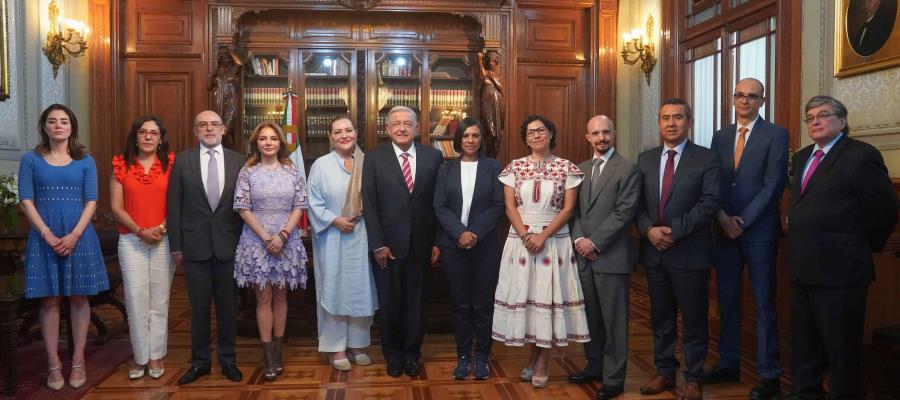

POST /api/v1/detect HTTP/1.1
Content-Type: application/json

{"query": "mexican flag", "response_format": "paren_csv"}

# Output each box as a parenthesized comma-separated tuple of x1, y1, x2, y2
(281, 90, 299, 153)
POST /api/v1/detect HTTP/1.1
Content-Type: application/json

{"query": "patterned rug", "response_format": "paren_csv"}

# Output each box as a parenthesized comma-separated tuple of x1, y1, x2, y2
(4, 340, 131, 400)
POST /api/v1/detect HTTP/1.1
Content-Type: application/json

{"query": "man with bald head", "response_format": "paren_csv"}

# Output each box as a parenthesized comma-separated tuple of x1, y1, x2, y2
(705, 78, 788, 399)
(168, 110, 246, 384)
(568, 115, 640, 399)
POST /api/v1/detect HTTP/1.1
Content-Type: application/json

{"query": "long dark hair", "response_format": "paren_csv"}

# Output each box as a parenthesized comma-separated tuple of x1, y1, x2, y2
(123, 115, 170, 172)
(36, 104, 87, 160)
(245, 122, 292, 167)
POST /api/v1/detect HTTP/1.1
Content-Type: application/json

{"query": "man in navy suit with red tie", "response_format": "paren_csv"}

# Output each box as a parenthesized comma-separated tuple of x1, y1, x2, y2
(776, 96, 898, 400)
(704, 78, 788, 400)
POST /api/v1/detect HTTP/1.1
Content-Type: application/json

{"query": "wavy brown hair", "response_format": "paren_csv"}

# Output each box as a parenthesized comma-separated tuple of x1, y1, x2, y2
(123, 115, 170, 172)
(35, 104, 87, 159)
(245, 122, 292, 167)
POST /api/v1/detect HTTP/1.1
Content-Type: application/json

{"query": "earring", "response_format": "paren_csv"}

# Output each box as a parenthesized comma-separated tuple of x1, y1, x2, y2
(157, 144, 161, 150)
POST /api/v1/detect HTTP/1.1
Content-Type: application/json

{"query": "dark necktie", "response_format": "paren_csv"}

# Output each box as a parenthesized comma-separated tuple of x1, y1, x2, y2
(590, 158, 604, 197)
(206, 149, 220, 210)
(658, 149, 676, 224)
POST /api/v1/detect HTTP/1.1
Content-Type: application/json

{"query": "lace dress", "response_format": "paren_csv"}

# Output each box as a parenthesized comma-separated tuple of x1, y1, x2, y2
(233, 163, 308, 289)
(491, 155, 590, 348)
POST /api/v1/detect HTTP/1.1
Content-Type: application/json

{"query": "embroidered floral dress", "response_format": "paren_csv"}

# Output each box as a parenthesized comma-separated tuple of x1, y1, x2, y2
(492, 155, 590, 348)
(233, 163, 308, 290)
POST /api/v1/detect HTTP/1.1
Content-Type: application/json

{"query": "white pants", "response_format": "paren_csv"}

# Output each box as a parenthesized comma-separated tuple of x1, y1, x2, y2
(316, 302, 373, 352)
(118, 233, 175, 365)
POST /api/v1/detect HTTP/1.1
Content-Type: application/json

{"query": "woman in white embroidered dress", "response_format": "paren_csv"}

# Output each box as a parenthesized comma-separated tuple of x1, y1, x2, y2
(492, 114, 590, 388)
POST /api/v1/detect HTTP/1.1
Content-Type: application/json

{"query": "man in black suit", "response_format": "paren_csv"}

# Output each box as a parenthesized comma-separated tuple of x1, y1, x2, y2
(168, 110, 246, 385)
(362, 106, 444, 377)
(849, 0, 897, 56)
(568, 115, 640, 400)
(635, 98, 720, 400)
(776, 96, 898, 400)
(705, 78, 789, 400)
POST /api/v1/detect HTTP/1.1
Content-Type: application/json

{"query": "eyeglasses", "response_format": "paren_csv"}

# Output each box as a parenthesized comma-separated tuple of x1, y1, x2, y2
(803, 112, 837, 124)
(137, 129, 161, 138)
(194, 121, 224, 129)
(526, 127, 548, 137)
(733, 93, 762, 102)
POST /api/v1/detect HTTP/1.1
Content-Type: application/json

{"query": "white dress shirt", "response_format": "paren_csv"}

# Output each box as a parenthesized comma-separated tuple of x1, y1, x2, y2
(200, 143, 225, 199)
(460, 161, 478, 226)
(659, 139, 688, 198)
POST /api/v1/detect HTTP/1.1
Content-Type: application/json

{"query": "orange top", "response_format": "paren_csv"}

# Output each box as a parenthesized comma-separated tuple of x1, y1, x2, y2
(112, 153, 174, 234)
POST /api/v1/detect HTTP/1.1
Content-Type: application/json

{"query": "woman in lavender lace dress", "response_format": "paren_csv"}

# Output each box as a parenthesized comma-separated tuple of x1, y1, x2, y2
(233, 122, 308, 381)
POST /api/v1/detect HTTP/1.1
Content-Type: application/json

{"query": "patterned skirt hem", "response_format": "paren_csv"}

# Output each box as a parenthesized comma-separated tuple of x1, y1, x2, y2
(491, 331, 590, 348)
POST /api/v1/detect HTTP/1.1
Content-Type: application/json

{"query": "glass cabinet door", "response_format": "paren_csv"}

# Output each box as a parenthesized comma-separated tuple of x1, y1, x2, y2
(243, 52, 291, 143)
(428, 53, 473, 159)
(374, 51, 423, 146)
(301, 50, 355, 163)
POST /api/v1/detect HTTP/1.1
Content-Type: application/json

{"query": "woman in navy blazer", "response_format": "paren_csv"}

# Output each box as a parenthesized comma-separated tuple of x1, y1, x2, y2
(433, 117, 505, 380)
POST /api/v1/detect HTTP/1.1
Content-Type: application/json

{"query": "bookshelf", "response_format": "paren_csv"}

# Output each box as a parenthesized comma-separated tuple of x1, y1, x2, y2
(242, 52, 290, 142)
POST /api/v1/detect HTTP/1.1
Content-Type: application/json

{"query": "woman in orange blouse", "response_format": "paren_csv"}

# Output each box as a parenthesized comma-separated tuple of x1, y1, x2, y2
(110, 115, 175, 380)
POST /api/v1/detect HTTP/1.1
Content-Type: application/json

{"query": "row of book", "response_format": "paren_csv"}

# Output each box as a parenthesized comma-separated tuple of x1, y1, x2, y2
(305, 87, 350, 107)
(431, 89, 472, 108)
(380, 58, 418, 78)
(381, 88, 420, 108)
(432, 139, 460, 158)
(251, 57, 283, 76)
(304, 115, 340, 137)
(243, 113, 283, 137)
(244, 87, 287, 107)
(306, 59, 350, 77)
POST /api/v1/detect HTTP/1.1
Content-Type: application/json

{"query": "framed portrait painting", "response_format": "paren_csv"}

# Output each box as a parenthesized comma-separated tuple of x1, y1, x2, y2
(835, 0, 900, 77)
(0, 0, 9, 101)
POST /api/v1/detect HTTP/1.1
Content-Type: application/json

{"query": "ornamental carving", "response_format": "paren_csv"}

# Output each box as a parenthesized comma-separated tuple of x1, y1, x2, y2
(337, 0, 381, 10)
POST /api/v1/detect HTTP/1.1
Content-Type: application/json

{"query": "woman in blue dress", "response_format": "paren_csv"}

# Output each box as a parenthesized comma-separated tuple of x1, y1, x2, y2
(233, 122, 308, 381)
(18, 104, 108, 390)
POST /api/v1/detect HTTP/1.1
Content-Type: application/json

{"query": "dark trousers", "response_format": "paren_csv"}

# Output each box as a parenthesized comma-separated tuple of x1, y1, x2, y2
(645, 258, 710, 382)
(714, 238, 782, 378)
(790, 282, 868, 400)
(374, 254, 429, 364)
(578, 267, 629, 386)
(440, 238, 501, 360)
(184, 257, 237, 368)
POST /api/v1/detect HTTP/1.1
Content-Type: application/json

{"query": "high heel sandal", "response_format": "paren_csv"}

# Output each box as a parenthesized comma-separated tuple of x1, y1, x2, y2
(128, 363, 146, 380)
(69, 361, 87, 389)
(46, 364, 64, 390)
(531, 357, 550, 388)
(148, 361, 165, 379)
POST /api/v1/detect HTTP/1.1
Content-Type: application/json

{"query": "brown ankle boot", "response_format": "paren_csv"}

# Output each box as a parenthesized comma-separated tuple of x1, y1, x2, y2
(261, 341, 277, 381)
(273, 336, 284, 375)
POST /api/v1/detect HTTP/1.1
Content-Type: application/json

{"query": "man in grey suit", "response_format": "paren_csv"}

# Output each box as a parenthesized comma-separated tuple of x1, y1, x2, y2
(568, 115, 640, 400)
(635, 98, 720, 400)
(167, 110, 246, 385)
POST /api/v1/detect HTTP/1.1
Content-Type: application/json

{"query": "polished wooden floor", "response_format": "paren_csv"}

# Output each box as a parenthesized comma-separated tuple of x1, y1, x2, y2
(81, 274, 768, 400)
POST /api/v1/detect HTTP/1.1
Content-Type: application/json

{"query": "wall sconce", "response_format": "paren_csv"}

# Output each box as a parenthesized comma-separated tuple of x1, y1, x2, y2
(621, 15, 657, 85)
(42, 0, 89, 79)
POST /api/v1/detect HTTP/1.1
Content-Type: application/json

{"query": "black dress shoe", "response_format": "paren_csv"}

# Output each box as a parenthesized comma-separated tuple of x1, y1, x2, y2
(568, 370, 603, 384)
(750, 379, 781, 400)
(703, 366, 740, 384)
(386, 362, 403, 377)
(596, 384, 624, 400)
(403, 361, 420, 377)
(452, 356, 470, 380)
(221, 364, 243, 382)
(177, 366, 210, 385)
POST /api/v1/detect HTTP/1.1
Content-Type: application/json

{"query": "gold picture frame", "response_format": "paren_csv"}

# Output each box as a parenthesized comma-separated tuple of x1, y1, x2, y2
(0, 0, 9, 101)
(835, 0, 900, 78)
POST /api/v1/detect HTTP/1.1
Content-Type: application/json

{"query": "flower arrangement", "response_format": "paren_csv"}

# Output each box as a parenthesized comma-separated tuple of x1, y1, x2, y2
(0, 174, 17, 207)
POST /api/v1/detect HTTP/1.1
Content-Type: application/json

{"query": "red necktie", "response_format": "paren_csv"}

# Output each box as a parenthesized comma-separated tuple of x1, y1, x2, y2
(801, 150, 824, 193)
(658, 149, 676, 224)
(401, 152, 414, 192)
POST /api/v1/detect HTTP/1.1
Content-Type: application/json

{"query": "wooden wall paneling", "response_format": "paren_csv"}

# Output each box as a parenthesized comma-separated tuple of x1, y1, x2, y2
(596, 1, 617, 122)
(514, 65, 587, 161)
(515, 7, 588, 63)
(124, 0, 206, 54)
(89, 0, 118, 212)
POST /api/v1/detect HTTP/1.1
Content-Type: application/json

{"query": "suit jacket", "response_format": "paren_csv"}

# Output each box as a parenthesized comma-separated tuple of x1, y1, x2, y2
(710, 118, 789, 242)
(570, 151, 641, 274)
(166, 146, 245, 261)
(787, 135, 899, 287)
(362, 142, 444, 260)
(432, 156, 504, 248)
(635, 141, 721, 269)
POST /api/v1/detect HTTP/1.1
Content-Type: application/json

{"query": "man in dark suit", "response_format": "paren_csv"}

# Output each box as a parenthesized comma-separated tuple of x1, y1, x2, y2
(776, 96, 898, 400)
(362, 106, 444, 378)
(568, 115, 641, 399)
(849, 0, 897, 56)
(635, 98, 721, 400)
(704, 78, 789, 400)
(168, 110, 246, 385)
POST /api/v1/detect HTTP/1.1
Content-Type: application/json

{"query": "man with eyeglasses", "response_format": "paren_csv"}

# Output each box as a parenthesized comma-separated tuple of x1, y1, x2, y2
(704, 78, 789, 400)
(634, 98, 721, 400)
(167, 110, 246, 385)
(776, 96, 898, 400)
(362, 106, 443, 378)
